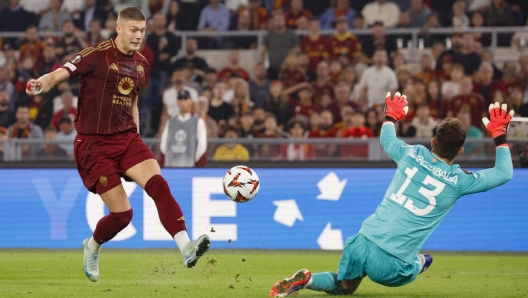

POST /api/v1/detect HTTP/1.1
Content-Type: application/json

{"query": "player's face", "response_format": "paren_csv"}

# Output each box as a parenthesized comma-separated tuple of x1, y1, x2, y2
(118, 19, 147, 52)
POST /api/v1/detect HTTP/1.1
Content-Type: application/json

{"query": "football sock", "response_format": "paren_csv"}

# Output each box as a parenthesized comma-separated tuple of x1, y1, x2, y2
(87, 237, 101, 253)
(306, 272, 343, 295)
(92, 209, 133, 246)
(174, 230, 191, 253)
(144, 175, 187, 237)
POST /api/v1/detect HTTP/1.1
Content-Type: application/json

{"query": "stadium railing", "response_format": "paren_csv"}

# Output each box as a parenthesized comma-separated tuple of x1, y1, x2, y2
(1, 27, 527, 62)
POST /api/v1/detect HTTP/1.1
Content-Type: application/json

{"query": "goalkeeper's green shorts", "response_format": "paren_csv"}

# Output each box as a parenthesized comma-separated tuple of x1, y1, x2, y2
(337, 233, 421, 287)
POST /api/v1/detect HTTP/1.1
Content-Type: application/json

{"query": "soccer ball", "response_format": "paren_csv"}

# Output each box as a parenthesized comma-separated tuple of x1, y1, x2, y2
(223, 165, 260, 203)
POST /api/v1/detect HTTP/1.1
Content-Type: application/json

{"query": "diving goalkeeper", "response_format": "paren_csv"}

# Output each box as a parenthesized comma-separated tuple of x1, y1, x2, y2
(269, 92, 514, 297)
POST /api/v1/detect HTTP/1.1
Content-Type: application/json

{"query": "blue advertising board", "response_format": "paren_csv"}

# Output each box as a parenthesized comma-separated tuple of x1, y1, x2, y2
(0, 168, 527, 251)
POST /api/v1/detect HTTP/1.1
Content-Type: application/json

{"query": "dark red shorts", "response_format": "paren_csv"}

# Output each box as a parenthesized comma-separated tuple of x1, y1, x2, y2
(74, 130, 155, 194)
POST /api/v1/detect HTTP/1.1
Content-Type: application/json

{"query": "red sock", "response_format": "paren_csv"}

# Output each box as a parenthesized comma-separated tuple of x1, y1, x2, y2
(93, 209, 133, 244)
(144, 175, 187, 237)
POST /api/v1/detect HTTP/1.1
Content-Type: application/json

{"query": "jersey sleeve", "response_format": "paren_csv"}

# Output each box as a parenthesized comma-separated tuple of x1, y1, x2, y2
(380, 122, 412, 163)
(459, 147, 513, 196)
(60, 49, 100, 77)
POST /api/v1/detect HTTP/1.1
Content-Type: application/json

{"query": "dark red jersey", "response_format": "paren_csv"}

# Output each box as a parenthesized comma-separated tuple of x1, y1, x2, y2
(60, 39, 149, 135)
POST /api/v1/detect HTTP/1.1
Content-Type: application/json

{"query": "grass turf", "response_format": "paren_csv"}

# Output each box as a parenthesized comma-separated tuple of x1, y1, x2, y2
(0, 250, 527, 297)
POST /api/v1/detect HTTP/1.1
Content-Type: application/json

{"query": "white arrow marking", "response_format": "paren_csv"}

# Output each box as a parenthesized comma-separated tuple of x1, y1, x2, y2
(317, 223, 343, 250)
(272, 199, 303, 227)
(316, 172, 347, 201)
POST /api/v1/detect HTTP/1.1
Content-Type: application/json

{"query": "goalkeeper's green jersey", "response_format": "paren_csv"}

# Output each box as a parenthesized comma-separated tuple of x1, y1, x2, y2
(359, 123, 513, 264)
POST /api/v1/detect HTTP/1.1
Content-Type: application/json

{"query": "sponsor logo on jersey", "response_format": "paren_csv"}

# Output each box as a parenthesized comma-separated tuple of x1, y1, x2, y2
(71, 55, 82, 64)
(109, 63, 118, 71)
(137, 65, 144, 77)
(117, 77, 134, 95)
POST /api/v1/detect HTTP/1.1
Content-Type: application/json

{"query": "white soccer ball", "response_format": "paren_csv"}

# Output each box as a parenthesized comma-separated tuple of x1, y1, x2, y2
(223, 165, 260, 203)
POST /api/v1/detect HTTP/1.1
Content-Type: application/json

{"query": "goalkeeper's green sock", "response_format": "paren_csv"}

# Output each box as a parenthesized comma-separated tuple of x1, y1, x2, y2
(306, 272, 343, 295)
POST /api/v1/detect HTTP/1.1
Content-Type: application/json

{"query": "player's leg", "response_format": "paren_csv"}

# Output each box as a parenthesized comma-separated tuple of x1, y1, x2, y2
(124, 158, 210, 268)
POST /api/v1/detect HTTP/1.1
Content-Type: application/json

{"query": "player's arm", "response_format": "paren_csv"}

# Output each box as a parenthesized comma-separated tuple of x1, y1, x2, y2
(133, 97, 140, 134)
(380, 92, 411, 163)
(460, 102, 514, 195)
(26, 68, 70, 95)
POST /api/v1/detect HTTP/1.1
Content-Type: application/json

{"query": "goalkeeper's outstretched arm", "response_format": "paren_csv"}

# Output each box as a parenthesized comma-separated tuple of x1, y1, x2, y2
(380, 92, 411, 163)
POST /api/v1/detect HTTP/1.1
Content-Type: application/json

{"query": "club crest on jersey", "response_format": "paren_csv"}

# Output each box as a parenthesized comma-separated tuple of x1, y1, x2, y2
(118, 77, 134, 95)
(71, 55, 82, 64)
(99, 176, 108, 187)
(137, 65, 144, 77)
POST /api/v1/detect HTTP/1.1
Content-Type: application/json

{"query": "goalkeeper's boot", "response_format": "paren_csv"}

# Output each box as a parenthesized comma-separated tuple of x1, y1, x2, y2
(82, 238, 100, 282)
(419, 254, 433, 274)
(182, 234, 210, 268)
(269, 269, 312, 297)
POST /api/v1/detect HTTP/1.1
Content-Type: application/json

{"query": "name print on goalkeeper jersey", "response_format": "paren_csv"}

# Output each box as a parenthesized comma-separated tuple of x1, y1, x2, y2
(360, 124, 513, 265)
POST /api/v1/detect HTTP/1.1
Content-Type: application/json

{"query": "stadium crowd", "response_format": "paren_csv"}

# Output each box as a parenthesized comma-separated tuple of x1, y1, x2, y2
(0, 0, 528, 162)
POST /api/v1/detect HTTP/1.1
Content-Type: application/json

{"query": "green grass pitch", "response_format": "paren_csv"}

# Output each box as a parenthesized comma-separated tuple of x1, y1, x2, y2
(1, 249, 527, 297)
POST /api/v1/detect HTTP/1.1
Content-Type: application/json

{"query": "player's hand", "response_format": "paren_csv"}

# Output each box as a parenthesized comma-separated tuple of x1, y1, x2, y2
(26, 79, 43, 95)
(384, 92, 409, 122)
(482, 102, 514, 139)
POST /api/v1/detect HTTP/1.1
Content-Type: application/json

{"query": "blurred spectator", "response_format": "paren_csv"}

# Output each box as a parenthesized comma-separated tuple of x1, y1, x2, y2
(301, 19, 329, 71)
(255, 113, 282, 159)
(341, 65, 360, 100)
(328, 16, 361, 64)
(230, 80, 252, 119)
(408, 0, 431, 28)
(474, 62, 509, 105)
(217, 50, 250, 82)
(39, 0, 71, 32)
(391, 51, 407, 71)
(36, 126, 68, 160)
(483, 0, 514, 27)
(360, 21, 396, 65)
(511, 19, 528, 50)
(308, 109, 338, 157)
(414, 54, 436, 85)
(0, 126, 7, 161)
(213, 125, 250, 162)
(500, 61, 518, 88)
(195, 96, 218, 138)
(365, 108, 382, 136)
(55, 20, 86, 59)
(15, 56, 39, 95)
(75, 0, 107, 32)
(0, 90, 16, 128)
(297, 48, 316, 82)
(28, 94, 44, 122)
(61, 0, 84, 15)
(100, 14, 117, 39)
(452, 1, 469, 29)
(260, 10, 299, 80)
(249, 62, 271, 108)
(397, 11, 411, 29)
(410, 104, 438, 138)
(279, 53, 306, 89)
(197, 0, 230, 32)
(311, 61, 334, 107)
(284, 0, 312, 29)
(480, 49, 503, 80)
(327, 82, 361, 124)
(40, 43, 60, 76)
(0, 0, 38, 47)
(420, 13, 445, 47)
(201, 68, 218, 91)
(471, 11, 492, 47)
(435, 32, 463, 72)
(518, 53, 528, 84)
(244, 0, 269, 30)
(8, 106, 44, 159)
(225, 0, 248, 12)
(358, 49, 398, 109)
(453, 33, 482, 76)
(161, 68, 200, 131)
(229, 9, 258, 49)
(0, 67, 15, 111)
(264, 80, 291, 129)
(447, 76, 486, 129)
(20, 0, 51, 15)
(109, 0, 149, 18)
(441, 63, 464, 99)
(181, 62, 203, 92)
(19, 25, 44, 72)
(239, 111, 256, 137)
(56, 116, 76, 158)
(426, 80, 445, 119)
(280, 118, 315, 161)
(160, 89, 207, 167)
(50, 90, 77, 127)
(208, 81, 235, 131)
(52, 82, 78, 113)
(172, 38, 208, 72)
(456, 110, 483, 159)
(165, 0, 184, 32)
(85, 18, 104, 46)
(287, 83, 320, 121)
(319, 0, 356, 29)
(362, 0, 400, 28)
(341, 110, 373, 159)
(252, 107, 266, 134)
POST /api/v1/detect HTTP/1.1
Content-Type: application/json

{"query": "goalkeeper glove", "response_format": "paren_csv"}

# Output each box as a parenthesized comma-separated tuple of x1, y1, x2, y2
(384, 92, 409, 123)
(482, 102, 515, 147)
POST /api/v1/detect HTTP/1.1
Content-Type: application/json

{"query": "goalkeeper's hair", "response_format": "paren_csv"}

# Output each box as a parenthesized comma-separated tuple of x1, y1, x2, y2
(434, 118, 466, 160)
(118, 7, 146, 22)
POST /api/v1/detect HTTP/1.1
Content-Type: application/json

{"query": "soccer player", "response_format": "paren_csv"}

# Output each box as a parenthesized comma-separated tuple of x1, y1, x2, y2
(26, 7, 210, 282)
(269, 92, 514, 297)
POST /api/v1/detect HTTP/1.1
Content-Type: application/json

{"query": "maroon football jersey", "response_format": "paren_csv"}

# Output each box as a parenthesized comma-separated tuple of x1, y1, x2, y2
(448, 93, 486, 128)
(60, 39, 149, 135)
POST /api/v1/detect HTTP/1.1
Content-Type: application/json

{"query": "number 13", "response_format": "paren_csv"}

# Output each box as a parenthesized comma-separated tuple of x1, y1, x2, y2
(390, 167, 445, 216)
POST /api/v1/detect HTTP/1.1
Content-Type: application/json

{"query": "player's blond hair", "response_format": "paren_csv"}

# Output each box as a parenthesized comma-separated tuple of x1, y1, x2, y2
(118, 7, 146, 22)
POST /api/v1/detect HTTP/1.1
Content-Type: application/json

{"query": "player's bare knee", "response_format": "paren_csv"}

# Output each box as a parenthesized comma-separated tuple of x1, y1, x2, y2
(341, 279, 361, 295)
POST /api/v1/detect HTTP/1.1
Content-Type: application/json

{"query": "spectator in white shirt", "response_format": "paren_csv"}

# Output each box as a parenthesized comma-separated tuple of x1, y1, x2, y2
(56, 116, 77, 158)
(361, 0, 400, 28)
(358, 49, 398, 108)
(161, 68, 199, 134)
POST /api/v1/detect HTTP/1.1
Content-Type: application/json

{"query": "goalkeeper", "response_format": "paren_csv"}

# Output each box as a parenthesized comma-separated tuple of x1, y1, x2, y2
(270, 92, 514, 297)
